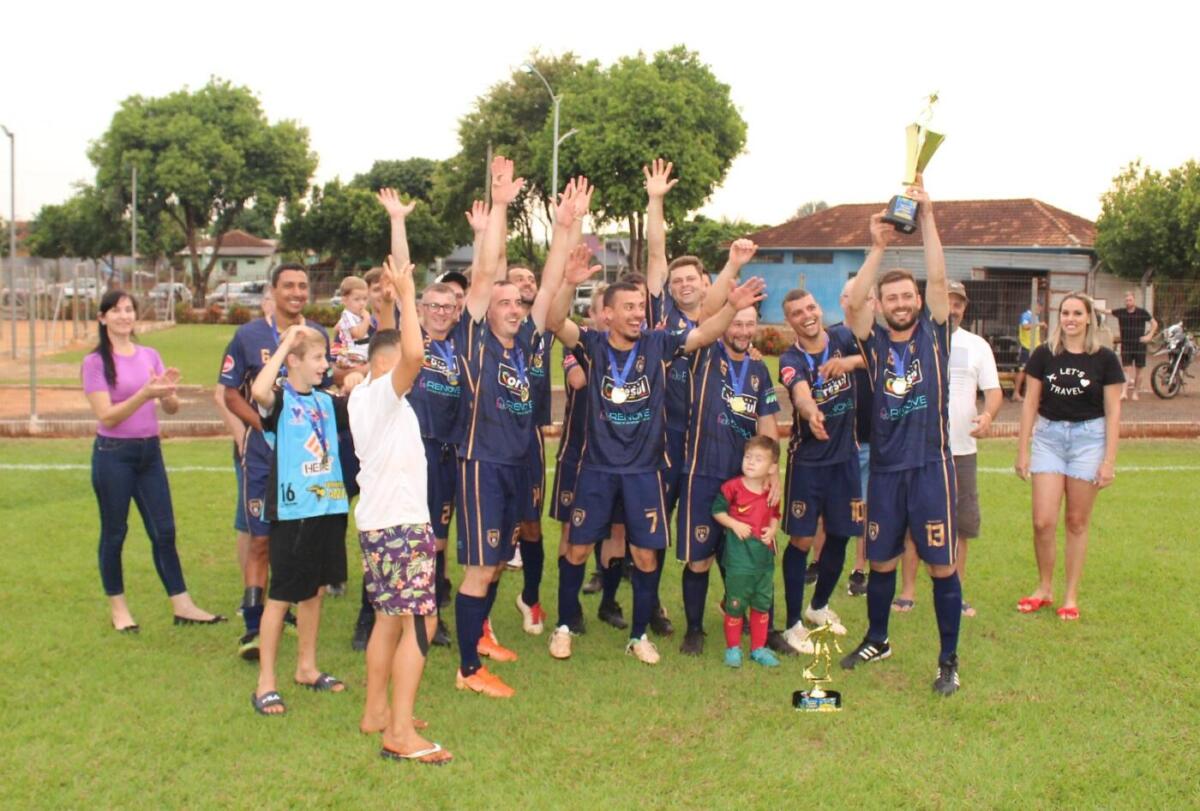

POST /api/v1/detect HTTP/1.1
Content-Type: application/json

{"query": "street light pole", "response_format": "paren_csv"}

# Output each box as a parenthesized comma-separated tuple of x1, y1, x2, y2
(131, 164, 138, 288)
(523, 64, 574, 198)
(2, 126, 14, 359)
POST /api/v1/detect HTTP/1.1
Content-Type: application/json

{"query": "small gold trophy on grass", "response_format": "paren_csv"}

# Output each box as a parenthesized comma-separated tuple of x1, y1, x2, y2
(882, 92, 945, 234)
(792, 623, 843, 712)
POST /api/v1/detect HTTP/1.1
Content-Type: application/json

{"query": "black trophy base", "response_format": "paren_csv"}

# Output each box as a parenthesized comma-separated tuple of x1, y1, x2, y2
(793, 689, 843, 712)
(883, 194, 919, 234)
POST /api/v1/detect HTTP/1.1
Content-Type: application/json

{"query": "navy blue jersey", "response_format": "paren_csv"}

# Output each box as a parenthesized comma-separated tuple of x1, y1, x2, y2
(858, 310, 951, 473)
(260, 386, 350, 521)
(218, 316, 333, 465)
(557, 347, 589, 462)
(453, 311, 537, 465)
(408, 327, 462, 442)
(518, 317, 556, 427)
(577, 327, 690, 473)
(684, 342, 780, 479)
(830, 320, 873, 443)
(658, 292, 697, 431)
(779, 326, 860, 466)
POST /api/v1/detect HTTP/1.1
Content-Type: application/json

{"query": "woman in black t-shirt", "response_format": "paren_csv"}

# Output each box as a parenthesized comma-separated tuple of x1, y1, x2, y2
(1014, 293, 1124, 621)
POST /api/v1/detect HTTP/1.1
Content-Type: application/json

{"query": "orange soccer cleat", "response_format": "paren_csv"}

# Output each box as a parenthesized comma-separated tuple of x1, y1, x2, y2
(477, 619, 519, 662)
(455, 666, 515, 698)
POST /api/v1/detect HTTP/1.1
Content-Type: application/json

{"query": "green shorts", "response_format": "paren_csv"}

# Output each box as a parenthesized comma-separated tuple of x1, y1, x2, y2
(724, 567, 774, 617)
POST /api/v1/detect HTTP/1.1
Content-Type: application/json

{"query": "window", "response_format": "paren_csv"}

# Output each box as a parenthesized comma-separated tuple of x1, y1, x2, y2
(792, 251, 834, 264)
(223, 260, 237, 277)
(246, 259, 257, 265)
(750, 252, 785, 264)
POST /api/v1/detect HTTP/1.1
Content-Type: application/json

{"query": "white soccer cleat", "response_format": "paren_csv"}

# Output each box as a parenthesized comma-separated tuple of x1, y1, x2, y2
(516, 594, 545, 635)
(783, 621, 815, 654)
(804, 605, 847, 636)
(625, 634, 661, 665)
(548, 625, 573, 659)
(506, 545, 524, 570)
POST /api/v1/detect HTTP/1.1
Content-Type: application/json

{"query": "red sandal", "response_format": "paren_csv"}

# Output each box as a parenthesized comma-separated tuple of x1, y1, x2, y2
(1016, 596, 1053, 613)
(1056, 606, 1080, 621)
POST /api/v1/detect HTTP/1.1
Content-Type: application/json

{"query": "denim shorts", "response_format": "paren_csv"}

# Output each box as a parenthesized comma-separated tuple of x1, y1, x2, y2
(1030, 416, 1106, 481)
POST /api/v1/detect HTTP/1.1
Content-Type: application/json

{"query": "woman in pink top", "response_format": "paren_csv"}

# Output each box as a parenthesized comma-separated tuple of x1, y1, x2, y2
(83, 290, 223, 633)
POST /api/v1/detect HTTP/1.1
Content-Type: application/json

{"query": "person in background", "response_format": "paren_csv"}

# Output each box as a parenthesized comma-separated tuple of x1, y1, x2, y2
(1013, 302, 1045, 403)
(1104, 291, 1157, 401)
(334, 275, 372, 367)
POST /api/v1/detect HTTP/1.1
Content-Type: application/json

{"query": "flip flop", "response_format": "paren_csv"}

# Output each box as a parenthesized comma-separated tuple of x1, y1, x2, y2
(251, 691, 287, 716)
(961, 601, 976, 617)
(891, 598, 915, 613)
(296, 673, 345, 692)
(380, 742, 452, 766)
(1017, 597, 1053, 614)
(1056, 606, 1080, 621)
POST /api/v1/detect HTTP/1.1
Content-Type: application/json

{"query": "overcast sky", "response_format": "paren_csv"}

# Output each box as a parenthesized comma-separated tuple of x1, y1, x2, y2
(3, 0, 1196, 230)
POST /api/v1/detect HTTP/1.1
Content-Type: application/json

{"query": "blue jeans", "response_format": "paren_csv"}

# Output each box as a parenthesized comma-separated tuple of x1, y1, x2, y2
(91, 436, 186, 597)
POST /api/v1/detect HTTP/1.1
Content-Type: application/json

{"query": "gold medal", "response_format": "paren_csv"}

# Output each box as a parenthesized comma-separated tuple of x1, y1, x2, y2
(611, 386, 628, 404)
(447, 373, 458, 387)
(893, 379, 908, 396)
(730, 395, 748, 414)
(521, 386, 530, 402)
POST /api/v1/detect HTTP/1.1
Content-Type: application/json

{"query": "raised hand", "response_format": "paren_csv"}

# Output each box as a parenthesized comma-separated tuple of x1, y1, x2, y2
(869, 211, 895, 250)
(642, 158, 678, 199)
(383, 255, 416, 303)
(554, 178, 579, 228)
(161, 367, 182, 387)
(143, 373, 176, 400)
(727, 276, 767, 311)
(572, 176, 595, 219)
(377, 187, 417, 219)
(564, 244, 602, 286)
(728, 238, 758, 268)
(490, 155, 525, 206)
(464, 200, 489, 234)
(907, 173, 933, 217)
(818, 356, 855, 380)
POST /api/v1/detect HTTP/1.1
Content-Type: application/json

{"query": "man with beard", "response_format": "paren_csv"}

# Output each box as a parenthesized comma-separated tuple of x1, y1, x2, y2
(841, 177, 963, 696)
(545, 243, 766, 664)
(676, 281, 782, 657)
(776, 289, 866, 654)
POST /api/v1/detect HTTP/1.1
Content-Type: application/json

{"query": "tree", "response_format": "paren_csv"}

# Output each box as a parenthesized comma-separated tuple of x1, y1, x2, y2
(791, 200, 828, 220)
(26, 184, 124, 263)
(666, 215, 765, 275)
(545, 46, 747, 272)
(88, 78, 317, 303)
(230, 194, 281, 239)
(1095, 160, 1200, 281)
(351, 158, 439, 200)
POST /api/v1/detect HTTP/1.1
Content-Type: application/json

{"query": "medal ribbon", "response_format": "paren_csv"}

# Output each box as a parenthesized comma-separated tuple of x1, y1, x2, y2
(889, 323, 920, 388)
(430, 337, 457, 377)
(606, 339, 640, 393)
(720, 342, 750, 398)
(283, 381, 328, 460)
(512, 346, 529, 389)
(803, 340, 830, 389)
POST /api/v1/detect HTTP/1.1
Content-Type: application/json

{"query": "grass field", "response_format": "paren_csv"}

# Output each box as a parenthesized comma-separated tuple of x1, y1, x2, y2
(2, 438, 1197, 809)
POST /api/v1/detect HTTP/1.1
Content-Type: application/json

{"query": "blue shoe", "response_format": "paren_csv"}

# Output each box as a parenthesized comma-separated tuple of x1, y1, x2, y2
(750, 646, 780, 667)
(724, 647, 743, 668)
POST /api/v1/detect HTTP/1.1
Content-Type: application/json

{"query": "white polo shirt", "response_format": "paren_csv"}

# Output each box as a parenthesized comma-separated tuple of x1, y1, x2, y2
(348, 369, 430, 531)
(948, 327, 1000, 457)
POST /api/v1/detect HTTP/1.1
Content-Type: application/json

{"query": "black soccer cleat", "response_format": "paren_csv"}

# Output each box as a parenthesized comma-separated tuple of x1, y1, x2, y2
(351, 620, 373, 652)
(840, 637, 892, 670)
(431, 618, 451, 647)
(847, 570, 868, 597)
(581, 570, 604, 595)
(804, 561, 820, 586)
(649, 604, 674, 637)
(679, 628, 706, 656)
(766, 628, 798, 657)
(933, 656, 960, 696)
(597, 600, 626, 630)
(567, 615, 587, 635)
(438, 579, 452, 609)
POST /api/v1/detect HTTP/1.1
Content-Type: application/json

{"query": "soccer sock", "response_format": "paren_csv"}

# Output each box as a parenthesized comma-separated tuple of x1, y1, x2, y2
(866, 568, 896, 644)
(455, 592, 487, 676)
(653, 548, 667, 614)
(782, 544, 808, 628)
(601, 557, 623, 604)
(556, 556, 585, 629)
(357, 579, 373, 626)
(520, 538, 545, 607)
(630, 566, 661, 639)
(242, 587, 263, 635)
(931, 572, 963, 663)
(723, 613, 743, 648)
(681, 567, 711, 633)
(483, 580, 499, 618)
(810, 534, 850, 611)
(435, 550, 448, 602)
(749, 610, 769, 650)
(593, 543, 603, 570)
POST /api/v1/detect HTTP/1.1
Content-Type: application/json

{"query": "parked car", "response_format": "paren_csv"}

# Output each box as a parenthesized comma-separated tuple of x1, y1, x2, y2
(573, 283, 598, 317)
(148, 282, 191, 305)
(61, 277, 101, 301)
(206, 281, 267, 310)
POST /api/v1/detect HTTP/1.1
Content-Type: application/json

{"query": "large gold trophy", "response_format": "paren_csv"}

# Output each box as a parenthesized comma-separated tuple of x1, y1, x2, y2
(792, 623, 843, 712)
(882, 93, 945, 234)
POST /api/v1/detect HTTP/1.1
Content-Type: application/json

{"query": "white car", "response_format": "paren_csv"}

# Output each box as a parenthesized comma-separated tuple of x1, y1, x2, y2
(206, 281, 267, 309)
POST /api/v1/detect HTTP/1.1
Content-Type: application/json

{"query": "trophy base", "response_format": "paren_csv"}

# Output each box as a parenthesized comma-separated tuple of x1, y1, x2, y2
(792, 689, 843, 712)
(883, 195, 919, 234)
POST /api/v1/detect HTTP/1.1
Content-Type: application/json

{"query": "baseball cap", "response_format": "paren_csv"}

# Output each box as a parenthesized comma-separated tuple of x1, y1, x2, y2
(947, 281, 968, 300)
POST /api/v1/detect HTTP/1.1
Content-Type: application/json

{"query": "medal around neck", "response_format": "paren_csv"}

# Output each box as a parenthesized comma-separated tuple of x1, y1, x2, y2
(883, 92, 945, 235)
(792, 623, 843, 712)
(611, 386, 628, 404)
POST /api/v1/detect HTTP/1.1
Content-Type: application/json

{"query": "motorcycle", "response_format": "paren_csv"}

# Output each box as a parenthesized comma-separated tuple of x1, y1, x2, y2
(1150, 322, 1197, 399)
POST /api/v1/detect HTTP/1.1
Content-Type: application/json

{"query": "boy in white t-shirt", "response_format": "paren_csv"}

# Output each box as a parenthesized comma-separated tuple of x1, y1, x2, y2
(335, 276, 371, 366)
(348, 256, 451, 766)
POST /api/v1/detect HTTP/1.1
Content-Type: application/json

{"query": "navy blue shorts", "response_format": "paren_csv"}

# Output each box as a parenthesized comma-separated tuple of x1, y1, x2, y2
(866, 458, 958, 566)
(521, 427, 545, 523)
(570, 468, 668, 550)
(661, 427, 686, 517)
(550, 453, 581, 523)
(422, 437, 457, 540)
(233, 446, 249, 533)
(676, 473, 726, 563)
(455, 458, 526, 567)
(241, 451, 271, 538)
(784, 454, 864, 539)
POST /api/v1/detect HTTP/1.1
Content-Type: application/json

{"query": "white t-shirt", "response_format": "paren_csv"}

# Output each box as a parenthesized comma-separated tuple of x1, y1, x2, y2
(948, 327, 1001, 457)
(348, 369, 430, 531)
(336, 310, 370, 362)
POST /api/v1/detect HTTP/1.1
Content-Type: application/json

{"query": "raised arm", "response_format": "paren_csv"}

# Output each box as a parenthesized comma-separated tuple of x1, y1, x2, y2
(683, 277, 766, 353)
(376, 256, 424, 398)
(909, 176, 948, 324)
(465, 200, 488, 276)
(377, 187, 416, 269)
(643, 158, 677, 298)
(531, 178, 588, 333)
(848, 213, 894, 340)
(250, 326, 301, 410)
(466, 156, 524, 322)
(548, 243, 601, 350)
(699, 239, 757, 321)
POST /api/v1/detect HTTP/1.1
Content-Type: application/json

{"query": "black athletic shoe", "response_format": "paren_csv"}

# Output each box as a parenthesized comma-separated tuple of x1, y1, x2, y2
(438, 578, 452, 608)
(804, 561, 820, 586)
(649, 604, 674, 637)
(567, 615, 587, 635)
(933, 656, 960, 696)
(847, 569, 868, 597)
(351, 621, 373, 652)
(766, 629, 797, 656)
(597, 599, 627, 630)
(283, 610, 298, 628)
(238, 632, 260, 661)
(581, 570, 604, 595)
(840, 637, 892, 670)
(431, 618, 451, 647)
(326, 582, 346, 597)
(679, 628, 706, 656)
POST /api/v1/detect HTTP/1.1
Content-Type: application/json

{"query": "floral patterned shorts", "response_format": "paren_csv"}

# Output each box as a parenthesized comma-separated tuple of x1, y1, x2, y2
(358, 523, 437, 616)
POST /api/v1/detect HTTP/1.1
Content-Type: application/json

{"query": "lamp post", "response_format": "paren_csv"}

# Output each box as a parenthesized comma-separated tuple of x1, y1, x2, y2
(2, 126, 14, 359)
(522, 64, 578, 198)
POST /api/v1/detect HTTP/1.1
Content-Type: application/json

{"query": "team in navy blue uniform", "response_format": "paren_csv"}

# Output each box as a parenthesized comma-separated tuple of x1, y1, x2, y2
(218, 264, 338, 660)
(676, 279, 781, 657)
(546, 231, 766, 664)
(777, 291, 866, 655)
(841, 177, 964, 696)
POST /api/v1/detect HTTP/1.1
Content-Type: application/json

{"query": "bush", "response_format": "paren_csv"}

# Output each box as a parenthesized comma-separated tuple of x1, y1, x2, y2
(752, 326, 790, 356)
(227, 305, 253, 325)
(302, 304, 340, 328)
(204, 304, 225, 324)
(174, 303, 199, 323)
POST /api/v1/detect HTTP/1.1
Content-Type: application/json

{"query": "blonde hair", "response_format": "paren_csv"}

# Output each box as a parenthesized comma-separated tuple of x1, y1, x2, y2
(287, 327, 328, 361)
(338, 275, 367, 296)
(1049, 291, 1100, 355)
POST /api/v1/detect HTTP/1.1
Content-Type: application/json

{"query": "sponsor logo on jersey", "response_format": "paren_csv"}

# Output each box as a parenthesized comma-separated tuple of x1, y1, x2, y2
(791, 501, 807, 519)
(602, 375, 651, 404)
(571, 508, 586, 527)
(487, 529, 500, 548)
(222, 354, 235, 375)
(868, 521, 880, 541)
(883, 359, 923, 398)
(695, 525, 710, 543)
(306, 481, 346, 501)
(560, 490, 573, 506)
(247, 498, 263, 518)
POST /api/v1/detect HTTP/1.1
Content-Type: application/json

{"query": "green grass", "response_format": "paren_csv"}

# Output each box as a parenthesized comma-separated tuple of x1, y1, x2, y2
(2, 438, 1197, 809)
(34, 324, 238, 387)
